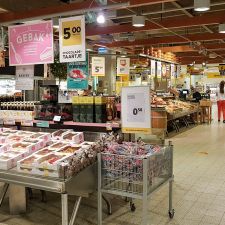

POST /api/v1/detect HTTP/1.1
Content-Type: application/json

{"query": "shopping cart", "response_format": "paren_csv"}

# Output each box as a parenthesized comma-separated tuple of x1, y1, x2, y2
(97, 142, 174, 225)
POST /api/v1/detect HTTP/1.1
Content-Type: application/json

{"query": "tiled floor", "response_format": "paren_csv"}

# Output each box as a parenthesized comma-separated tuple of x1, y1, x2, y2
(1, 119, 225, 224)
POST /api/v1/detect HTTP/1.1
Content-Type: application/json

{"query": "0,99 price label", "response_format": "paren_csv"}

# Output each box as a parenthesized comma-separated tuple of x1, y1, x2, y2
(127, 93, 145, 123)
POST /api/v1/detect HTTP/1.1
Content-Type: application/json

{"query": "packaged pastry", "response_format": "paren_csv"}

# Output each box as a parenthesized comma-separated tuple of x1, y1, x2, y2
(52, 129, 72, 140)
(35, 148, 54, 156)
(11, 142, 36, 153)
(62, 132, 84, 144)
(57, 146, 80, 154)
(48, 142, 69, 150)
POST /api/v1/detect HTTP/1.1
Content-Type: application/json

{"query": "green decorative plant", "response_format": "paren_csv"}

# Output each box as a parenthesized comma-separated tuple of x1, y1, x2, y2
(50, 55, 67, 84)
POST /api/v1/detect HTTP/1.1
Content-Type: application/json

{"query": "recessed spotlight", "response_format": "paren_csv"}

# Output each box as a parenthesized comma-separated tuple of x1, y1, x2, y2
(97, 13, 105, 24)
(132, 15, 145, 27)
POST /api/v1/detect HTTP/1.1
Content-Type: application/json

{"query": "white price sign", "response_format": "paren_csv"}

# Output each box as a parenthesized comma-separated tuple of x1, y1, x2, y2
(59, 15, 86, 62)
(121, 86, 151, 133)
(91, 57, 105, 76)
(117, 57, 130, 76)
(157, 61, 162, 78)
(151, 60, 156, 76)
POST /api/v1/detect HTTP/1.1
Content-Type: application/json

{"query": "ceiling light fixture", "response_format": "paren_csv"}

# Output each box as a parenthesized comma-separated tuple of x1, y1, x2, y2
(97, 13, 105, 24)
(209, 53, 217, 59)
(219, 23, 225, 33)
(194, 0, 210, 12)
(132, 15, 145, 27)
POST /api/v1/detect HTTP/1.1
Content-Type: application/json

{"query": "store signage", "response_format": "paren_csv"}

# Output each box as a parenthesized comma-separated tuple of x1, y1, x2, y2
(98, 47, 108, 54)
(67, 58, 88, 90)
(16, 65, 34, 90)
(121, 86, 151, 134)
(8, 21, 54, 66)
(117, 58, 130, 76)
(21, 120, 33, 127)
(157, 61, 162, 78)
(151, 60, 156, 76)
(3, 119, 16, 125)
(205, 66, 220, 78)
(219, 64, 225, 76)
(36, 121, 49, 128)
(59, 15, 86, 63)
(171, 64, 175, 77)
(91, 57, 105, 76)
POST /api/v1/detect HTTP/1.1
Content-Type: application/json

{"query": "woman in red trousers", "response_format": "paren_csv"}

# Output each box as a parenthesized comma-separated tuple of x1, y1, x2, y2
(217, 80, 225, 122)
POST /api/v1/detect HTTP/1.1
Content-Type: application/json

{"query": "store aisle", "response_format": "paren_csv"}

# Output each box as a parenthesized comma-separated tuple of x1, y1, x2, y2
(1, 123, 225, 225)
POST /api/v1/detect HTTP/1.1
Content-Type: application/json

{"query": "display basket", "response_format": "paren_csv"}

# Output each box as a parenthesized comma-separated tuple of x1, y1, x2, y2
(98, 143, 174, 225)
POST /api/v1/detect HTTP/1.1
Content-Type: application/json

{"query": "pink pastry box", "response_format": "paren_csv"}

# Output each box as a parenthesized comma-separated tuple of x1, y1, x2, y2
(48, 142, 70, 151)
(0, 151, 27, 170)
(62, 131, 84, 144)
(51, 129, 73, 140)
(22, 138, 47, 152)
(17, 155, 40, 174)
(35, 153, 72, 171)
(30, 132, 51, 143)
(10, 142, 37, 154)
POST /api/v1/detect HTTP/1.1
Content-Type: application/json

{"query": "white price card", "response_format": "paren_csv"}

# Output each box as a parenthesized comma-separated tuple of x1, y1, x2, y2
(121, 86, 151, 134)
(91, 57, 105, 76)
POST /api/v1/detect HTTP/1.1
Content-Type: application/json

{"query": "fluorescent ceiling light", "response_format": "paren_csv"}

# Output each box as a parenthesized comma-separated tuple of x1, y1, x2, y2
(97, 14, 105, 24)
(194, 0, 210, 12)
(219, 24, 225, 33)
(132, 15, 145, 27)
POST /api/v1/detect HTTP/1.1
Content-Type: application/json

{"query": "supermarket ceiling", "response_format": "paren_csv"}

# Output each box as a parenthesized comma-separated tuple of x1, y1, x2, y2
(0, 0, 225, 64)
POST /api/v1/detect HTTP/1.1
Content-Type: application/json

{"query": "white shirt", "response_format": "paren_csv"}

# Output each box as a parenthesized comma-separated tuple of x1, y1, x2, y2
(217, 88, 225, 100)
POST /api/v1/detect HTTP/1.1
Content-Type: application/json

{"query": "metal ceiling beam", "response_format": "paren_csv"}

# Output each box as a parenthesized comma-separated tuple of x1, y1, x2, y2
(105, 33, 225, 48)
(171, 1, 214, 34)
(86, 11, 225, 36)
(0, 0, 176, 25)
(181, 59, 223, 64)
(176, 51, 225, 57)
(153, 43, 225, 53)
(109, 0, 176, 8)
(0, 0, 129, 25)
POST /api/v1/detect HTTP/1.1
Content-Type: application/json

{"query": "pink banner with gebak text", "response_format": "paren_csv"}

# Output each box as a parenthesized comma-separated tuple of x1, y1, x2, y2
(9, 21, 54, 66)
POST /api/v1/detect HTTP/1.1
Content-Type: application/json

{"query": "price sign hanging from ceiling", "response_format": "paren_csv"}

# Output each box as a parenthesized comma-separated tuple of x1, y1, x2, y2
(59, 15, 86, 62)
(121, 86, 151, 134)
(91, 57, 105, 76)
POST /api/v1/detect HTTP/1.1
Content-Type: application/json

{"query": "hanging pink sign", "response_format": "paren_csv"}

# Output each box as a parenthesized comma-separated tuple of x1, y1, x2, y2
(9, 21, 54, 66)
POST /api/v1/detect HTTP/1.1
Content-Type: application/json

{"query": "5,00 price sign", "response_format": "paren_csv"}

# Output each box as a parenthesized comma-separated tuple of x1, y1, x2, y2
(121, 86, 151, 134)
(59, 16, 86, 63)
(91, 57, 105, 76)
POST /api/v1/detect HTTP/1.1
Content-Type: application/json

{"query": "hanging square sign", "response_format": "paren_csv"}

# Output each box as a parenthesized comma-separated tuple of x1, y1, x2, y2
(59, 15, 86, 62)
(91, 57, 105, 76)
(8, 21, 54, 66)
(117, 58, 130, 76)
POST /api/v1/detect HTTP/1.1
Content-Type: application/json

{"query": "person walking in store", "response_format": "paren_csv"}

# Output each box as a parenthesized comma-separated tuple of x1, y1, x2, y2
(216, 80, 225, 122)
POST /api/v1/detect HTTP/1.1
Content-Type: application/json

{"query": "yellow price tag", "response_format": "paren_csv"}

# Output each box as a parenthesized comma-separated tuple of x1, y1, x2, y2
(62, 20, 82, 46)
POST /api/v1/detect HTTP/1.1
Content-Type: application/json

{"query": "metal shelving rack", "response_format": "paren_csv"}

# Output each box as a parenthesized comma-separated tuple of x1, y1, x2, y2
(98, 142, 174, 225)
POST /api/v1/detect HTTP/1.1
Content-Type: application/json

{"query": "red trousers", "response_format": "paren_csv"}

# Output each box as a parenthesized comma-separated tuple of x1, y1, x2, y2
(217, 100, 225, 120)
